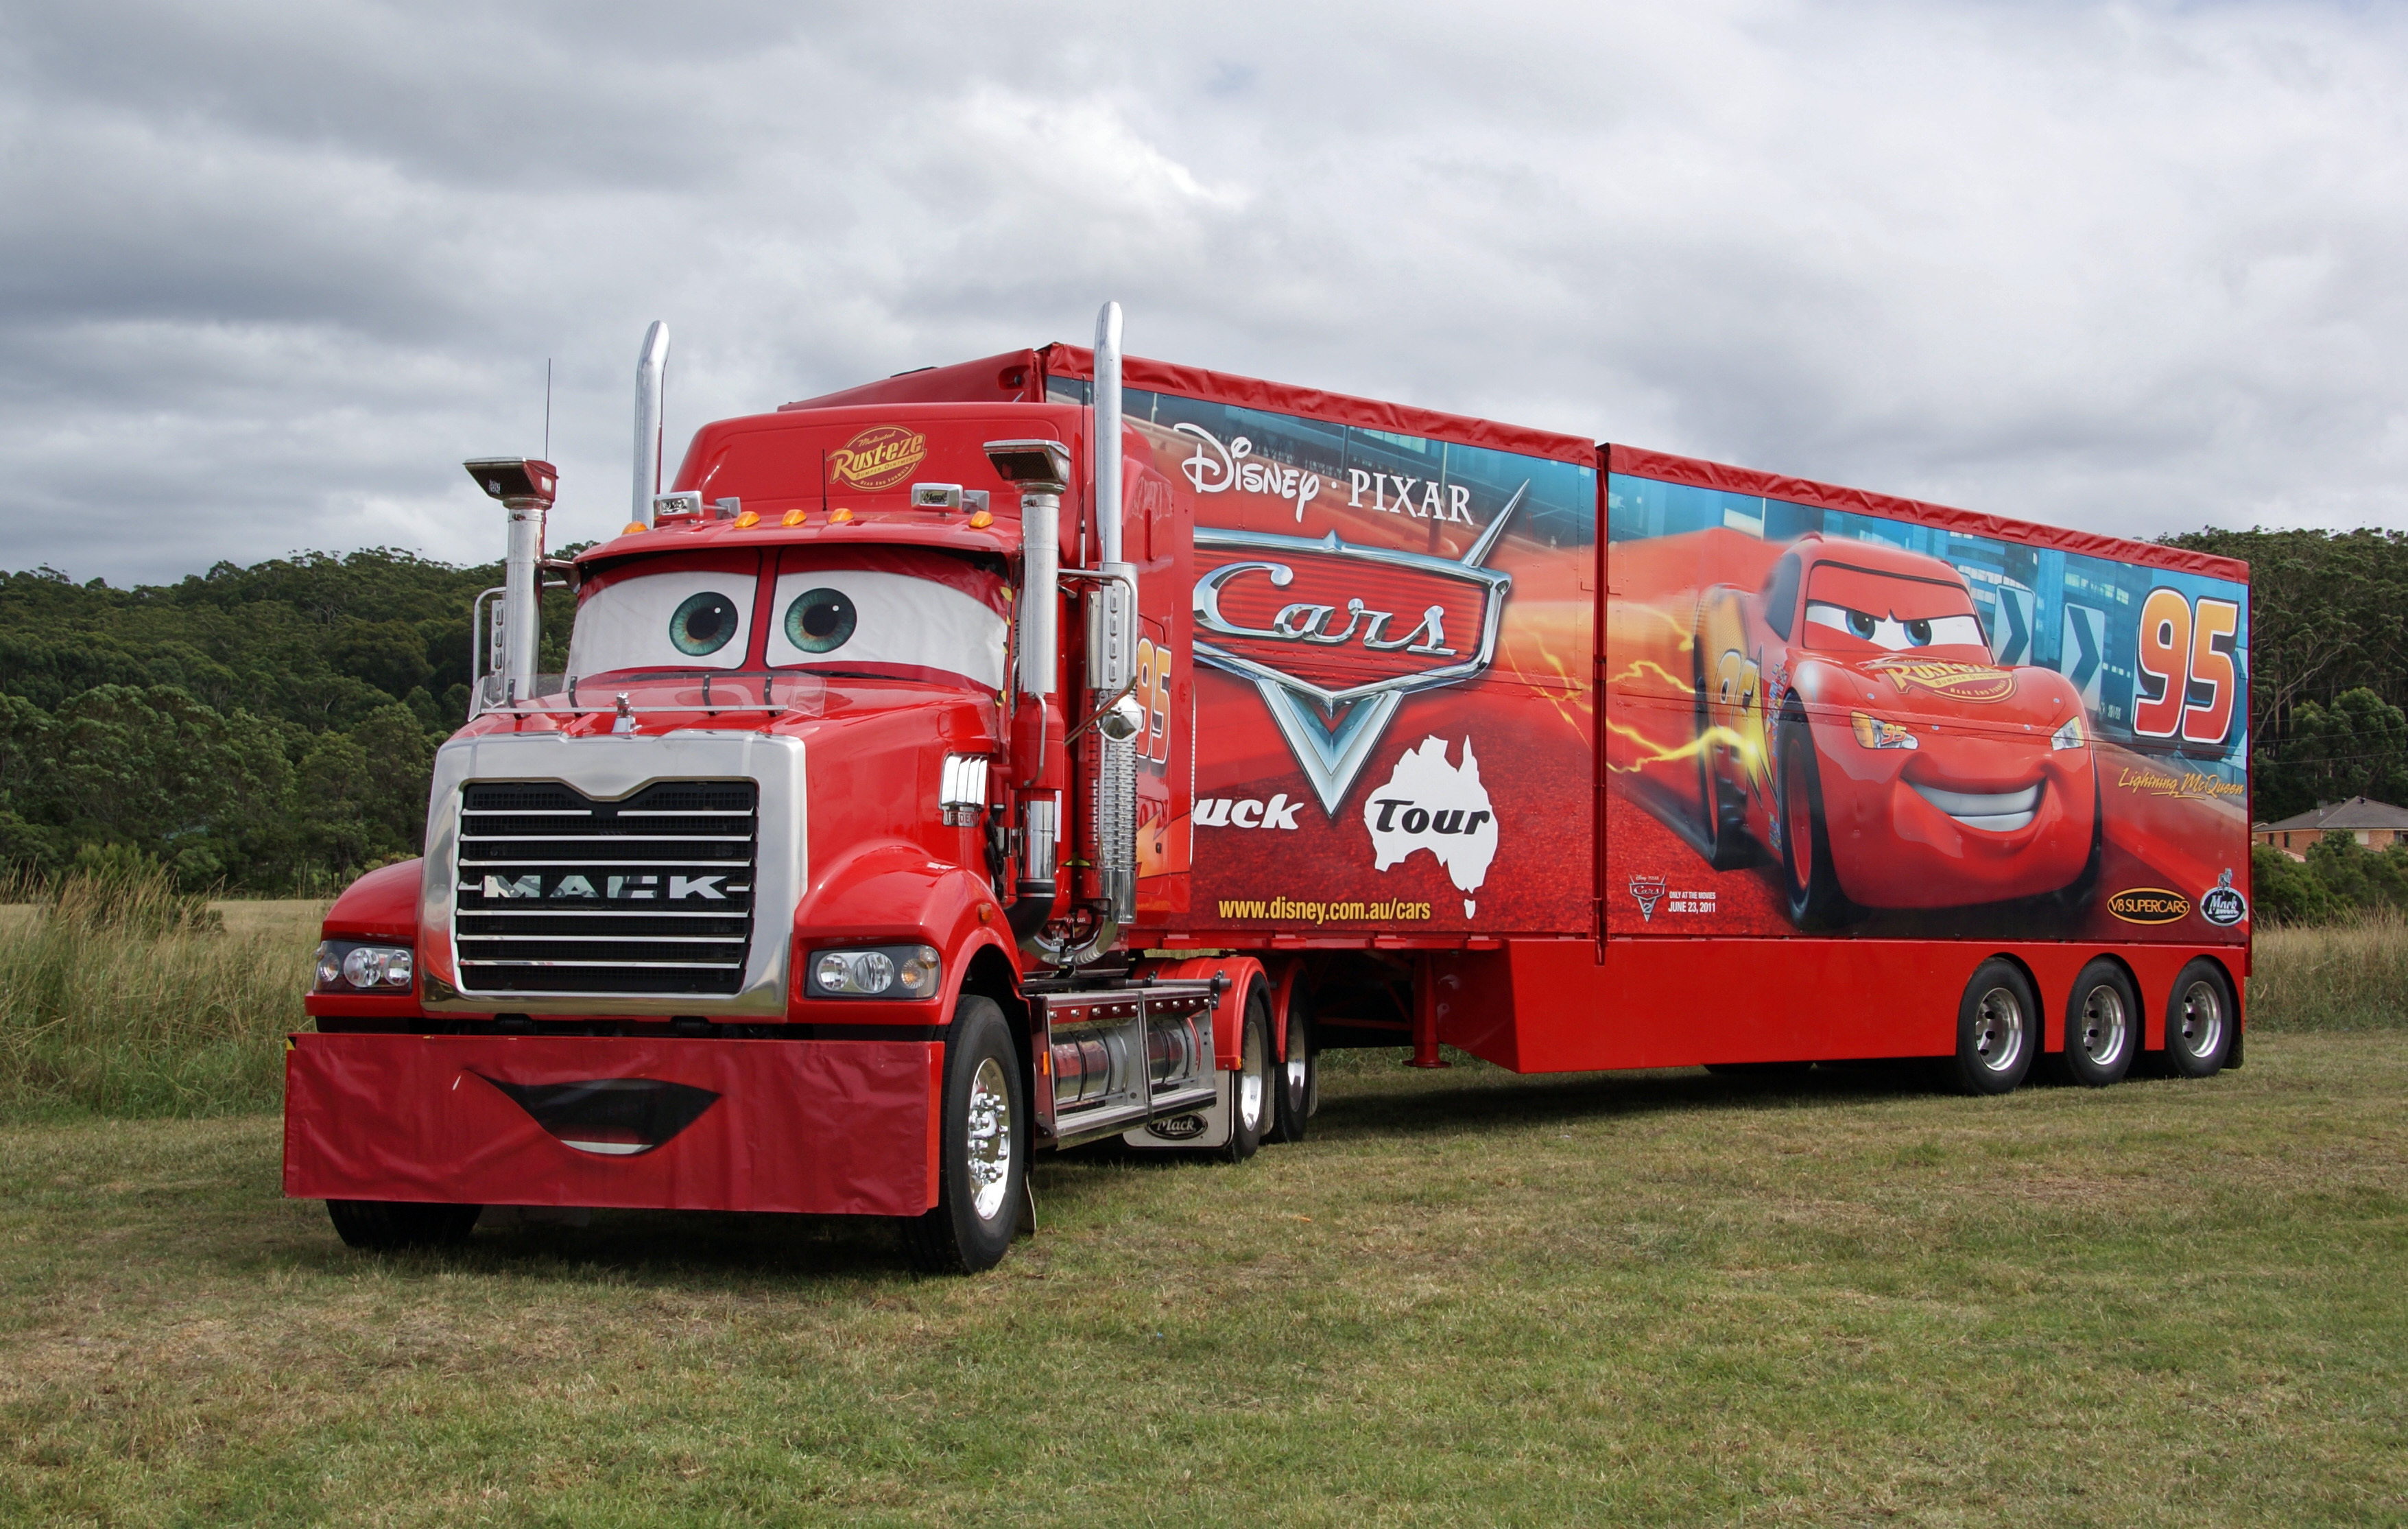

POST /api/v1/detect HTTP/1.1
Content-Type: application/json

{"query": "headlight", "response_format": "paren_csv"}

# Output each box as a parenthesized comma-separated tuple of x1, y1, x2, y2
(315, 940, 414, 991)
(2051, 715, 2085, 751)
(1849, 711, 1918, 750)
(809, 945, 941, 999)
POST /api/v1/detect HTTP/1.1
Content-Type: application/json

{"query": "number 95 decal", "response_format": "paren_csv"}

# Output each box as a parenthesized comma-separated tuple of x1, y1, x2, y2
(2133, 589, 2241, 744)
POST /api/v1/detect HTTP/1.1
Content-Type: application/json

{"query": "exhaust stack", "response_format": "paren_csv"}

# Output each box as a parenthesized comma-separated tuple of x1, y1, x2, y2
(632, 320, 670, 528)
(463, 458, 558, 703)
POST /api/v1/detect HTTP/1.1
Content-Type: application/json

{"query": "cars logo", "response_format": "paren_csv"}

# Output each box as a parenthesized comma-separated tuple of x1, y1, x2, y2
(1190, 484, 1524, 814)
(827, 425, 927, 491)
(2106, 887, 2191, 924)
(1860, 656, 2017, 703)
(1628, 874, 1666, 921)
(2200, 868, 2248, 927)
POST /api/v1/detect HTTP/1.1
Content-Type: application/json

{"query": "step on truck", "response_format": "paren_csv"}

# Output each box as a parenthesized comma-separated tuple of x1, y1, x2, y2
(287, 303, 2253, 1272)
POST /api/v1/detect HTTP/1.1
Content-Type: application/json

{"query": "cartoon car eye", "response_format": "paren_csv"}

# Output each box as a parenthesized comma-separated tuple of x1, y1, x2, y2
(567, 570, 756, 674)
(765, 567, 1009, 687)
(783, 587, 857, 653)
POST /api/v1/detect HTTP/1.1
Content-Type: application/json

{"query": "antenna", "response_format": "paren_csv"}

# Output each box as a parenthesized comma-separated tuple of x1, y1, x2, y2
(543, 358, 553, 461)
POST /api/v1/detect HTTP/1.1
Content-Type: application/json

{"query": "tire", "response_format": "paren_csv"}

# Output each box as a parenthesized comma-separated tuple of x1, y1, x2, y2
(2164, 959, 2235, 1078)
(1221, 988, 1272, 1164)
(1776, 713, 1850, 929)
(903, 996, 1026, 1275)
(1693, 611, 1754, 870)
(1272, 989, 1315, 1145)
(326, 1200, 481, 1251)
(2058, 958, 2136, 1087)
(1948, 958, 2036, 1095)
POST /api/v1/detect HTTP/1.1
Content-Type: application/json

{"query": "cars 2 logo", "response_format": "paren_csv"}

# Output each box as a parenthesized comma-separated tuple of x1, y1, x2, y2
(828, 426, 927, 491)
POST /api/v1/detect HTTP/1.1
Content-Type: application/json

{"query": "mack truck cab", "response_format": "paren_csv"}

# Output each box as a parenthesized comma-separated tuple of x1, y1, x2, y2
(287, 305, 1300, 1273)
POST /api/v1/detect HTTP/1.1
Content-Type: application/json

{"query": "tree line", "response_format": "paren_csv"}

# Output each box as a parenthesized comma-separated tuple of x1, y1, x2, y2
(0, 551, 570, 893)
(1, 527, 2404, 910)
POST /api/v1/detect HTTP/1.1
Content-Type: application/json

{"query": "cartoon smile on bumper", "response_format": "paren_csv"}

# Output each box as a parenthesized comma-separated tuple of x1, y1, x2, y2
(474, 1075, 720, 1156)
(1909, 778, 2045, 833)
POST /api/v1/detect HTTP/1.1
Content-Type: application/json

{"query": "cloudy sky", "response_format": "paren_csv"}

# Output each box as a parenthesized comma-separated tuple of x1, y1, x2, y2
(3, 0, 2403, 584)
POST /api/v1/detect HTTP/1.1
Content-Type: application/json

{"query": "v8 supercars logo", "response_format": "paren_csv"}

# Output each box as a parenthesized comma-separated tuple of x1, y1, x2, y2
(1190, 484, 1525, 814)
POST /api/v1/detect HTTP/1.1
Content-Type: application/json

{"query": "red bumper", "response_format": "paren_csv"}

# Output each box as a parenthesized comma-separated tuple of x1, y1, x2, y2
(283, 1032, 938, 1218)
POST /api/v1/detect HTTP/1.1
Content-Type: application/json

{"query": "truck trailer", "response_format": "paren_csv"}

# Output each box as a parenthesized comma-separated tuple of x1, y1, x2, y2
(285, 305, 2252, 1272)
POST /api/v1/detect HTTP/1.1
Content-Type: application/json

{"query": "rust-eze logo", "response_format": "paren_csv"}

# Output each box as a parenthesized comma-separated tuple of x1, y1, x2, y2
(828, 425, 927, 491)
(1861, 656, 2017, 703)
(2107, 887, 2191, 925)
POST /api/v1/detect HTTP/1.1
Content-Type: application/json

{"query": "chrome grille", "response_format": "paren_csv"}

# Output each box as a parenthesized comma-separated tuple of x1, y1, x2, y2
(453, 780, 757, 995)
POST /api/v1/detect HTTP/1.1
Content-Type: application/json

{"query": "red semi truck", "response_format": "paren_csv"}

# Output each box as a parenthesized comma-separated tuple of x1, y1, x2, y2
(286, 305, 2252, 1272)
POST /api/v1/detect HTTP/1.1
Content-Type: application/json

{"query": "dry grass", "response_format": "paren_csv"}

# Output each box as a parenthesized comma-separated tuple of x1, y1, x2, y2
(1, 1034, 2402, 1526)
(0, 873, 320, 1121)
(2248, 910, 2408, 1030)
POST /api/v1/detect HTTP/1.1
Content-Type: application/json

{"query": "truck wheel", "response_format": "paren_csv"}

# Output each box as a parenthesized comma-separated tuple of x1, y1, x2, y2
(1272, 997, 1315, 1145)
(1948, 959, 2036, 1095)
(2164, 960, 2235, 1078)
(1776, 718, 1849, 928)
(903, 996, 1025, 1275)
(1222, 988, 1272, 1164)
(326, 1200, 481, 1251)
(2059, 958, 2136, 1087)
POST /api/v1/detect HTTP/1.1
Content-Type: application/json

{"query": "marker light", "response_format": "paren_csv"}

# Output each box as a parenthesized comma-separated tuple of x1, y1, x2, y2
(829, 507, 854, 524)
(782, 508, 808, 527)
(622, 521, 647, 536)
(967, 510, 994, 529)
(734, 510, 760, 529)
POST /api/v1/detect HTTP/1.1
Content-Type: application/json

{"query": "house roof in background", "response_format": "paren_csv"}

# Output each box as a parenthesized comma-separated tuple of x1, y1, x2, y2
(2256, 796, 2408, 833)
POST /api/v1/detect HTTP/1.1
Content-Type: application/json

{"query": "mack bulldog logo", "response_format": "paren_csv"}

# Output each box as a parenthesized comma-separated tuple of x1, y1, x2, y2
(827, 425, 927, 491)
(1191, 483, 1524, 814)
(2199, 868, 2248, 927)
(1860, 655, 2018, 703)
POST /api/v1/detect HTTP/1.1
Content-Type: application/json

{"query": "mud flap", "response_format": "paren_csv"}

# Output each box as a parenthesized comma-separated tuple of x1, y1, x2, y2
(1121, 1067, 1235, 1151)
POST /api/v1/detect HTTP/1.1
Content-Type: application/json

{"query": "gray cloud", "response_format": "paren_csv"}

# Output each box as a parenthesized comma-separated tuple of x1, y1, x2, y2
(1, 0, 2402, 582)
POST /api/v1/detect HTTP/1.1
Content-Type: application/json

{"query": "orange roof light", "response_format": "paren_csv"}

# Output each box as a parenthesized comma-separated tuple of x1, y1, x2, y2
(781, 508, 808, 527)
(829, 507, 854, 524)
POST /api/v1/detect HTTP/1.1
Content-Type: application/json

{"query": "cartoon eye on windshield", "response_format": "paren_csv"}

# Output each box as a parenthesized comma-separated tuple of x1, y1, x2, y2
(1804, 602, 1986, 652)
(766, 569, 1008, 687)
(783, 588, 858, 654)
(565, 569, 756, 674)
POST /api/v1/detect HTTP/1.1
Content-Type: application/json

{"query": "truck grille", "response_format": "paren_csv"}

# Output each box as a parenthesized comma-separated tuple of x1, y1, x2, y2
(453, 781, 758, 995)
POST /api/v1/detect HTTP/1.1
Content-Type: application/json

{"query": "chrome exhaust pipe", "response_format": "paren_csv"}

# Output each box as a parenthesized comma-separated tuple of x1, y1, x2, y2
(1088, 300, 1136, 931)
(632, 320, 670, 527)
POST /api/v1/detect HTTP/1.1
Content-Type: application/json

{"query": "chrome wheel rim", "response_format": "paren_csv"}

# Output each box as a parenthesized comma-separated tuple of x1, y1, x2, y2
(2174, 979, 2224, 1061)
(1972, 985, 2026, 1074)
(2077, 984, 2128, 1067)
(1239, 1020, 1267, 1130)
(965, 1056, 1012, 1222)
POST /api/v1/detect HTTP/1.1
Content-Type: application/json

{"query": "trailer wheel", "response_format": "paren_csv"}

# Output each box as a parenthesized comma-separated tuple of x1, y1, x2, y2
(1222, 988, 1272, 1164)
(903, 996, 1025, 1275)
(2164, 960, 2235, 1078)
(1272, 994, 1315, 1145)
(1776, 715, 1849, 928)
(2058, 958, 2136, 1087)
(325, 1200, 481, 1251)
(1948, 959, 2036, 1095)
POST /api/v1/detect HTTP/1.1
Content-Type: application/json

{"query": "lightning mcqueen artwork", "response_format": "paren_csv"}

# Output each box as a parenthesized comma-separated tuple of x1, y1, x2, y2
(1689, 534, 2100, 926)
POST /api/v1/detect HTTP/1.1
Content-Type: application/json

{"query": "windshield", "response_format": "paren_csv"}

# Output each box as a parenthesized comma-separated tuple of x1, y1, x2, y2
(1798, 560, 1988, 656)
(566, 547, 1010, 690)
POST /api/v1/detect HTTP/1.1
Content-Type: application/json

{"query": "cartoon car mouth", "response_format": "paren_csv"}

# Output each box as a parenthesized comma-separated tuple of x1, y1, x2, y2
(1909, 780, 2042, 833)
(474, 1074, 719, 1157)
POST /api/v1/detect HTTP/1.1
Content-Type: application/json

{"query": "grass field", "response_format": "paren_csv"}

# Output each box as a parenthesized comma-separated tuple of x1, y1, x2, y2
(3, 1033, 2403, 1526)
